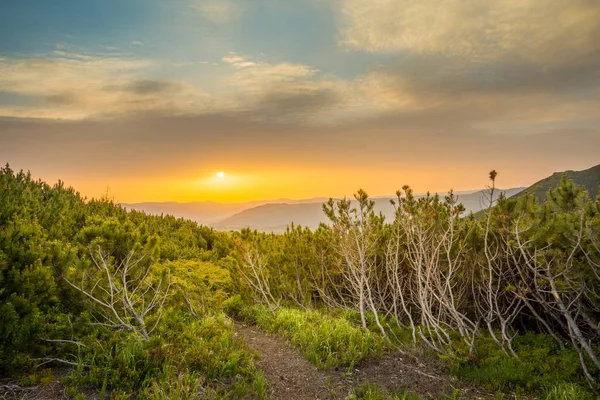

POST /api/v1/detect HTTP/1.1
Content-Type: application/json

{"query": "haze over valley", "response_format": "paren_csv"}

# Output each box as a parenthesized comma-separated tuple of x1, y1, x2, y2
(123, 188, 526, 232)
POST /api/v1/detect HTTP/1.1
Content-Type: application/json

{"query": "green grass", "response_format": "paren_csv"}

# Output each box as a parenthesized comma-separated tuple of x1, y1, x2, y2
(543, 383, 594, 400)
(238, 305, 385, 369)
(451, 332, 596, 398)
(62, 311, 266, 399)
(348, 383, 425, 400)
(338, 311, 597, 399)
(348, 382, 465, 400)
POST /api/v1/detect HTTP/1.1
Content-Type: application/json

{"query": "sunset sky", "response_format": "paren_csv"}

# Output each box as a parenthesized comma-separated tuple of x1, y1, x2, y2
(1, 0, 599, 202)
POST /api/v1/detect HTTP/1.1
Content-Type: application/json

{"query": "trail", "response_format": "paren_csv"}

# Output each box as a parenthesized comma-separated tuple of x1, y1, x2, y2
(236, 323, 350, 399)
(236, 323, 494, 400)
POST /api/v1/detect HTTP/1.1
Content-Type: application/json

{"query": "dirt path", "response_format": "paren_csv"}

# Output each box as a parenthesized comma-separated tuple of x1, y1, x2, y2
(236, 323, 350, 399)
(236, 323, 495, 400)
(351, 352, 493, 399)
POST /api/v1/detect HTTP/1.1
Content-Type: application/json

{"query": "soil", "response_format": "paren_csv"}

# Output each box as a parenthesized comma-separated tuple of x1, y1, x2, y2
(235, 323, 497, 400)
(235, 323, 350, 399)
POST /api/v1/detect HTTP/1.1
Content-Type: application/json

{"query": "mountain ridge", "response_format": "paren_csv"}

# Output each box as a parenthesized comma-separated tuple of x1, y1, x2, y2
(211, 188, 526, 233)
(517, 163, 600, 201)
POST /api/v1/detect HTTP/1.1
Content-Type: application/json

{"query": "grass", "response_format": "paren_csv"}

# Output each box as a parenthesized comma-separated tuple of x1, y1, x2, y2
(62, 311, 266, 399)
(237, 305, 385, 369)
(348, 382, 424, 400)
(338, 310, 597, 399)
(348, 382, 466, 400)
(449, 332, 596, 399)
(543, 383, 595, 400)
(229, 303, 597, 399)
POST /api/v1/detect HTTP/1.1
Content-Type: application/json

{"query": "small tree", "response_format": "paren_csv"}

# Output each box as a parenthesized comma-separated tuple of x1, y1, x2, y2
(65, 218, 170, 341)
(475, 170, 522, 357)
(324, 190, 388, 338)
(234, 229, 281, 314)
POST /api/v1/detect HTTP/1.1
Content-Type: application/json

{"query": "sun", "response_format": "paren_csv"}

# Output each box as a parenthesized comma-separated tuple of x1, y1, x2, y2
(216, 171, 225, 179)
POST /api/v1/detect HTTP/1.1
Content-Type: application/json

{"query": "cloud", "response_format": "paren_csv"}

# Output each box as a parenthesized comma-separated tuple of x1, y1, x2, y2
(115, 79, 181, 96)
(259, 89, 339, 113)
(223, 54, 317, 79)
(191, 0, 241, 24)
(337, 0, 600, 64)
(220, 54, 361, 123)
(331, 0, 600, 128)
(0, 51, 358, 124)
(44, 92, 81, 106)
(0, 52, 215, 119)
(222, 56, 246, 64)
(1, 35, 598, 131)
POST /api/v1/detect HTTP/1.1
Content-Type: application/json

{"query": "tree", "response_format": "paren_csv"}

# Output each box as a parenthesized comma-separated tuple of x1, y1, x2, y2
(65, 218, 170, 341)
(234, 229, 281, 314)
(324, 190, 388, 338)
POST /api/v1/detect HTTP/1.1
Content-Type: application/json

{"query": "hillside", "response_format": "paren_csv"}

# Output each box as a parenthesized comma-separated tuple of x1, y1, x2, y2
(211, 202, 325, 232)
(121, 197, 329, 225)
(121, 201, 252, 225)
(2, 165, 597, 398)
(212, 188, 525, 233)
(517, 164, 600, 201)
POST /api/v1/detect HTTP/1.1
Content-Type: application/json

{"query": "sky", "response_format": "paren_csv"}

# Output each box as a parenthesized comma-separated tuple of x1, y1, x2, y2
(1, 0, 599, 203)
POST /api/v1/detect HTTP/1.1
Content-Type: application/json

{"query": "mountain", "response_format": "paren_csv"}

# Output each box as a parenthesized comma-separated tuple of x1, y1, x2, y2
(211, 203, 325, 233)
(211, 188, 525, 233)
(121, 201, 250, 225)
(516, 164, 600, 201)
(121, 197, 329, 225)
(123, 188, 527, 233)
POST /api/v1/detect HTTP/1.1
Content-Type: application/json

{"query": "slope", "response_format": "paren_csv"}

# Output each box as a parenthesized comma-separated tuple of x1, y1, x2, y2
(517, 163, 600, 201)
(212, 188, 525, 233)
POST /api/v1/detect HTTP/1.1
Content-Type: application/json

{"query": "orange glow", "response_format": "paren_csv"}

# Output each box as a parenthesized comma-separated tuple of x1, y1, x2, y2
(52, 163, 539, 204)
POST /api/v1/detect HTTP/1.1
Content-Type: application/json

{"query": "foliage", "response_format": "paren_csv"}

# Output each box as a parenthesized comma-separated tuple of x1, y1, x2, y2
(237, 305, 384, 369)
(0, 164, 259, 397)
(518, 164, 600, 201)
(230, 172, 600, 394)
(347, 382, 426, 400)
(3, 162, 600, 398)
(452, 332, 593, 396)
(61, 312, 262, 398)
(164, 259, 233, 315)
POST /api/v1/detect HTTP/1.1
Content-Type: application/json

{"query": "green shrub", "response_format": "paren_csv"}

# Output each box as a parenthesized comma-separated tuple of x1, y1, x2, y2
(339, 310, 416, 347)
(452, 332, 594, 397)
(138, 367, 203, 400)
(223, 294, 245, 318)
(62, 312, 263, 399)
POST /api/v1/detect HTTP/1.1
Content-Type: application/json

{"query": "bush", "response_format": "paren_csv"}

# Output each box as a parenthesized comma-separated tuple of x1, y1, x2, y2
(452, 332, 594, 397)
(63, 312, 263, 399)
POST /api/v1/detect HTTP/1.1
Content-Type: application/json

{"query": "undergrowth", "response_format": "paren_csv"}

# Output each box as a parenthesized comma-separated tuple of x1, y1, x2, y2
(59, 311, 265, 399)
(446, 332, 596, 399)
(348, 382, 465, 400)
(232, 303, 385, 369)
(348, 382, 423, 399)
(337, 309, 597, 399)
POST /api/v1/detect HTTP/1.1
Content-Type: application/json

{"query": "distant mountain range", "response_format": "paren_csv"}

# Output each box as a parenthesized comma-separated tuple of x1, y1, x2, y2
(121, 163, 600, 233)
(122, 188, 525, 233)
(211, 188, 525, 233)
(121, 198, 329, 225)
(516, 164, 600, 201)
